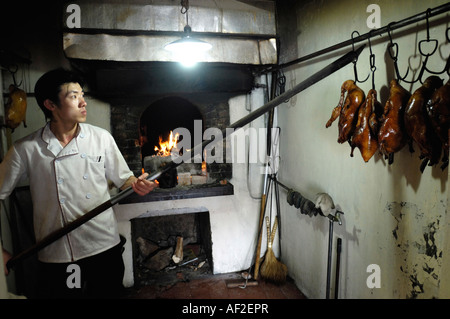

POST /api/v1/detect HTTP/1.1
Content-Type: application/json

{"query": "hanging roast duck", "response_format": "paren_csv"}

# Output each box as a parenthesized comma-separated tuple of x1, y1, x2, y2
(404, 76, 443, 171)
(426, 79, 450, 170)
(350, 89, 381, 162)
(378, 79, 411, 164)
(5, 84, 27, 132)
(326, 80, 365, 144)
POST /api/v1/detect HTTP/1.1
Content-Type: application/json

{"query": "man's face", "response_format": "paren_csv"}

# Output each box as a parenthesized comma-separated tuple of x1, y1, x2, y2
(54, 82, 87, 124)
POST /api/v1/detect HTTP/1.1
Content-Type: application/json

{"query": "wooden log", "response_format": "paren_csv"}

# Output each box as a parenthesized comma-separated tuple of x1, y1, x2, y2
(172, 236, 184, 264)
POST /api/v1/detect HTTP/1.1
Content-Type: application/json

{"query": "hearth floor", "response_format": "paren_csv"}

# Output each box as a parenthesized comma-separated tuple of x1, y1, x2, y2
(121, 272, 307, 299)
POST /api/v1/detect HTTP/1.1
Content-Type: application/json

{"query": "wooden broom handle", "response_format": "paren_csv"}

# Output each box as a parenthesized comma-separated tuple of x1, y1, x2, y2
(266, 217, 278, 249)
(270, 217, 278, 245)
(253, 194, 266, 279)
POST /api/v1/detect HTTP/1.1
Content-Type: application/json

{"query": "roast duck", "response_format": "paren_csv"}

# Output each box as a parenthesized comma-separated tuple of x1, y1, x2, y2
(326, 80, 365, 144)
(5, 84, 27, 132)
(404, 76, 443, 171)
(378, 80, 411, 164)
(350, 89, 382, 162)
(326, 76, 449, 171)
(426, 79, 450, 170)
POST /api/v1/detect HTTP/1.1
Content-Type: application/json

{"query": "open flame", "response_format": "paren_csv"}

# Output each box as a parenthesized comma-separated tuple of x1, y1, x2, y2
(154, 131, 179, 157)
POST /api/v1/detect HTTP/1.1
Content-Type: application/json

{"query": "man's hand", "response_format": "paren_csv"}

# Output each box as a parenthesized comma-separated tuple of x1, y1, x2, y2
(129, 173, 158, 196)
(2, 248, 12, 276)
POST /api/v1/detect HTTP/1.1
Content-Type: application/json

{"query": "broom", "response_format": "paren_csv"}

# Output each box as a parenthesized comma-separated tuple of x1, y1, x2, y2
(260, 216, 287, 284)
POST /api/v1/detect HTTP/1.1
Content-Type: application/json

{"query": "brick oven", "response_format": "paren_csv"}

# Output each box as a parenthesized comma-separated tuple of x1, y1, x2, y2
(71, 61, 255, 285)
(63, 0, 277, 287)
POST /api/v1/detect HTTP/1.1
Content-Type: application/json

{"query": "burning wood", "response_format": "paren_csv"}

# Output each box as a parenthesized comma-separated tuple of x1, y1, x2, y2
(143, 130, 210, 187)
(141, 131, 181, 188)
(154, 131, 179, 157)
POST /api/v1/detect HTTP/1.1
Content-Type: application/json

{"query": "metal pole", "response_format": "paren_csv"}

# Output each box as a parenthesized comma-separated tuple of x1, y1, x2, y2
(254, 71, 277, 279)
(334, 237, 342, 299)
(274, 3, 450, 71)
(7, 45, 364, 270)
(326, 218, 334, 299)
(6, 163, 177, 270)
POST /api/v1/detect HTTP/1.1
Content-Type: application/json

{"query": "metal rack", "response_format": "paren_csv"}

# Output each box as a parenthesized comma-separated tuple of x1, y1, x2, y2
(271, 2, 450, 71)
(268, 175, 344, 299)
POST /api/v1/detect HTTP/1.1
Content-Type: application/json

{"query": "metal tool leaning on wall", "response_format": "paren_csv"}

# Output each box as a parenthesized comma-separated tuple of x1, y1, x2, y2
(271, 176, 344, 299)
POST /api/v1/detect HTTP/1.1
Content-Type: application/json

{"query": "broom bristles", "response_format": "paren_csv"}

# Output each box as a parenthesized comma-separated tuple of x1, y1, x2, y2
(259, 216, 287, 284)
(260, 247, 288, 284)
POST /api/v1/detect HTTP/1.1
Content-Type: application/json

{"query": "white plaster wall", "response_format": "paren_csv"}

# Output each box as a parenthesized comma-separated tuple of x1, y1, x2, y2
(277, 0, 449, 298)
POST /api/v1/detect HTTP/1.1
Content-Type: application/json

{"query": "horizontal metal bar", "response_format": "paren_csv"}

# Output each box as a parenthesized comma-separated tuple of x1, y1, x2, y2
(62, 27, 277, 41)
(277, 2, 450, 70)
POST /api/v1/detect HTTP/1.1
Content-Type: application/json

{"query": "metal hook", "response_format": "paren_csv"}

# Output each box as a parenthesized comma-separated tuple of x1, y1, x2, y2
(180, 0, 189, 25)
(387, 23, 410, 82)
(424, 26, 450, 76)
(7, 64, 22, 87)
(180, 0, 189, 13)
(418, 9, 438, 57)
(416, 8, 439, 83)
(327, 210, 344, 226)
(351, 31, 369, 84)
(368, 30, 377, 90)
(396, 9, 437, 85)
(425, 54, 450, 76)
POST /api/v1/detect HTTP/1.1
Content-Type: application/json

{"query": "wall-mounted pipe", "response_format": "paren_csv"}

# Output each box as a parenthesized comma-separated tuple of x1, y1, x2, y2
(272, 2, 450, 71)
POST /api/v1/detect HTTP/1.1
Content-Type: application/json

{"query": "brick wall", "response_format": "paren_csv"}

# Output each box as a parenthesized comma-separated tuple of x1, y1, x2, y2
(110, 93, 233, 181)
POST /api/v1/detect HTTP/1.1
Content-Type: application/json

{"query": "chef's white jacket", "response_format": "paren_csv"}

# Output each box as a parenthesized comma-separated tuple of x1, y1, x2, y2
(0, 123, 134, 263)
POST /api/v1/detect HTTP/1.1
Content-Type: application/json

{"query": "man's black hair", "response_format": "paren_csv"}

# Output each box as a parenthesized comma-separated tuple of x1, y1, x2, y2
(34, 68, 85, 120)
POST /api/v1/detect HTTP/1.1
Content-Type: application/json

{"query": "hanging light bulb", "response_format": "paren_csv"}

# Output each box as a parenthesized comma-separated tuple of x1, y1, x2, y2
(164, 0, 212, 67)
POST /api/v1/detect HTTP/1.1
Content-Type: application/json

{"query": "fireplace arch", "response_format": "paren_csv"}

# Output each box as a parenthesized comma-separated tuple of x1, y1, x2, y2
(139, 96, 204, 161)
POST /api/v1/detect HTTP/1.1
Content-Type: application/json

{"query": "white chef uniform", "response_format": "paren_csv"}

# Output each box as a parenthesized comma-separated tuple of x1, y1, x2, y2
(0, 123, 134, 263)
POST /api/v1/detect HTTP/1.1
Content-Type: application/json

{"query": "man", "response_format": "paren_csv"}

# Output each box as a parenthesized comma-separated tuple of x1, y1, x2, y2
(0, 68, 157, 298)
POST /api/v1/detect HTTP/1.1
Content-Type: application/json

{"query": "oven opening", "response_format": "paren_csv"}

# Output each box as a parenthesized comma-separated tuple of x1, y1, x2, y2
(139, 96, 205, 188)
(131, 211, 213, 287)
(139, 96, 204, 159)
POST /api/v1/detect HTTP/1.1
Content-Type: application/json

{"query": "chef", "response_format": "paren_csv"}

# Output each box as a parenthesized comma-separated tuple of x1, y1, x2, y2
(0, 68, 157, 298)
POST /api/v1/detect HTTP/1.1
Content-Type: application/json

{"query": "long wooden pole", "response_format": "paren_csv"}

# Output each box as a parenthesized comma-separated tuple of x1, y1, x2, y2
(6, 45, 364, 271)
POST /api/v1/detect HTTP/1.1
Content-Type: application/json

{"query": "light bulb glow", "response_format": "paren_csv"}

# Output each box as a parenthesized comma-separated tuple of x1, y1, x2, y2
(165, 36, 212, 67)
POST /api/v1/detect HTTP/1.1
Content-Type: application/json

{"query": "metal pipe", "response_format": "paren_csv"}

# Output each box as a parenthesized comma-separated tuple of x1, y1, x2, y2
(6, 45, 363, 270)
(326, 218, 334, 299)
(63, 27, 276, 41)
(6, 161, 179, 270)
(275, 3, 450, 71)
(270, 177, 291, 192)
(334, 237, 342, 299)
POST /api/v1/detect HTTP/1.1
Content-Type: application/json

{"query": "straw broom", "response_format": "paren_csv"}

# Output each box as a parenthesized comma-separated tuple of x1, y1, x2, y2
(260, 216, 287, 284)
